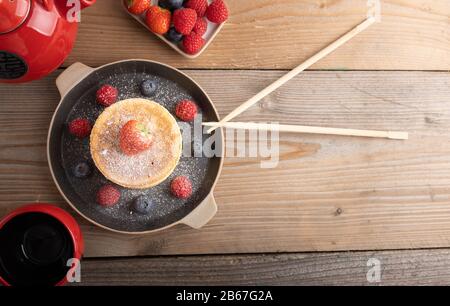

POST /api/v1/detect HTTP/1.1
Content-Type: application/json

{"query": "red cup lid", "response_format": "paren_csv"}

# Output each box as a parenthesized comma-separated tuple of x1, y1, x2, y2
(0, 0, 31, 34)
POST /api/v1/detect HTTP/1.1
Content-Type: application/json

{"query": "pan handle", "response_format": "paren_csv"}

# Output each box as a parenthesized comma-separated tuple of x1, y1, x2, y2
(56, 62, 95, 97)
(181, 193, 218, 229)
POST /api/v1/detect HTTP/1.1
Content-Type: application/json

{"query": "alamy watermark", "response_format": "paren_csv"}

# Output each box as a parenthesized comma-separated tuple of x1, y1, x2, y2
(63, 0, 280, 169)
(66, 258, 81, 283)
(178, 115, 280, 169)
(366, 258, 381, 283)
(66, 0, 85, 23)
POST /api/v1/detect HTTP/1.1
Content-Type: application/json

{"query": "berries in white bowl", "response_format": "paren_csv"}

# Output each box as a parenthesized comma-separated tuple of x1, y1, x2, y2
(124, 0, 229, 58)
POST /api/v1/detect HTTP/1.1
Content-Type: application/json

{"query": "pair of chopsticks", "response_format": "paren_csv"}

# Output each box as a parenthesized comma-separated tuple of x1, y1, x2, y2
(203, 122, 408, 140)
(204, 11, 408, 141)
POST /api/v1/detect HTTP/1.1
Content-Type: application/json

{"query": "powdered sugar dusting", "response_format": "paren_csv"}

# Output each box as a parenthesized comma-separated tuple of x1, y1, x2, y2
(91, 99, 181, 187)
(59, 63, 220, 232)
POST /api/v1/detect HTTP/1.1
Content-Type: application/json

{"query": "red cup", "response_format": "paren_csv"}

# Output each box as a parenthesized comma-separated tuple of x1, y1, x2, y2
(0, 204, 84, 286)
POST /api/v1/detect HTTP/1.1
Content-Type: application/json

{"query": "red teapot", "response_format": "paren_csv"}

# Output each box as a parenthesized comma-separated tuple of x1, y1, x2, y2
(0, 0, 95, 83)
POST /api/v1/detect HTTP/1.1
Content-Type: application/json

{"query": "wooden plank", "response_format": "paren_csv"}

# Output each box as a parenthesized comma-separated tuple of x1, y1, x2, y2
(65, 0, 450, 70)
(75, 249, 450, 286)
(1, 70, 450, 257)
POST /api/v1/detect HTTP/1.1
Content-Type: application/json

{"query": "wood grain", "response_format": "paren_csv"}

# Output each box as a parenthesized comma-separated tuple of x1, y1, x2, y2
(65, 0, 450, 70)
(75, 249, 450, 285)
(2, 69, 450, 257)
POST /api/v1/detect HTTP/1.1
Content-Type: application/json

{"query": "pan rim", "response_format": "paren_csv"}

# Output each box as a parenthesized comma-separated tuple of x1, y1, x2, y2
(47, 59, 225, 234)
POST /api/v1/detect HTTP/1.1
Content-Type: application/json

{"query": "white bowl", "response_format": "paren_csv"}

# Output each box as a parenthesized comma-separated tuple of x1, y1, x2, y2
(123, 0, 226, 59)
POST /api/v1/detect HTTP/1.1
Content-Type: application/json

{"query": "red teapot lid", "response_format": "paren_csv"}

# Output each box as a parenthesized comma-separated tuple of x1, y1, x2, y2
(0, 0, 31, 34)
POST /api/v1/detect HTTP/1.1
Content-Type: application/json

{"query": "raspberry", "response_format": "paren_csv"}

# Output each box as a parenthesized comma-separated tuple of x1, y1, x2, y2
(175, 99, 198, 121)
(96, 85, 118, 107)
(96, 185, 121, 207)
(173, 8, 197, 35)
(192, 18, 207, 36)
(68, 118, 91, 138)
(206, 0, 228, 24)
(185, 0, 208, 17)
(170, 176, 193, 199)
(182, 31, 205, 55)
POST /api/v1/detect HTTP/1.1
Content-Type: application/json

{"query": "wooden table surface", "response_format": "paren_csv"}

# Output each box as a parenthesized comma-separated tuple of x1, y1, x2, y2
(1, 0, 450, 285)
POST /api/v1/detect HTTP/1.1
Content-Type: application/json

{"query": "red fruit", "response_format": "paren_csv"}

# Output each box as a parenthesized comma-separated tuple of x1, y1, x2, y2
(68, 118, 91, 138)
(146, 5, 171, 35)
(119, 120, 154, 156)
(170, 176, 193, 199)
(96, 85, 118, 107)
(173, 8, 197, 35)
(185, 0, 208, 17)
(182, 32, 205, 55)
(192, 18, 207, 36)
(96, 185, 121, 207)
(175, 99, 198, 121)
(206, 0, 228, 23)
(125, 0, 150, 15)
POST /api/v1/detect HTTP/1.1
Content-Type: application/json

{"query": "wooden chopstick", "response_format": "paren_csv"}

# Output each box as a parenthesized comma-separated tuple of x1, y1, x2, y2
(202, 122, 408, 140)
(206, 16, 377, 134)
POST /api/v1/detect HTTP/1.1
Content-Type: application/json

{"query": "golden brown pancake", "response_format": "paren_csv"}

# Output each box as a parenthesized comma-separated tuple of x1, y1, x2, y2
(90, 98, 182, 189)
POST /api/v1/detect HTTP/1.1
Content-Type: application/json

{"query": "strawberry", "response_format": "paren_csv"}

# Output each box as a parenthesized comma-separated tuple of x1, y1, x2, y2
(175, 99, 198, 121)
(119, 120, 154, 156)
(68, 118, 91, 138)
(96, 185, 121, 207)
(206, 0, 228, 23)
(182, 32, 205, 55)
(96, 85, 118, 107)
(146, 5, 171, 35)
(125, 0, 150, 15)
(185, 0, 208, 17)
(170, 176, 193, 199)
(173, 8, 197, 35)
(192, 18, 207, 36)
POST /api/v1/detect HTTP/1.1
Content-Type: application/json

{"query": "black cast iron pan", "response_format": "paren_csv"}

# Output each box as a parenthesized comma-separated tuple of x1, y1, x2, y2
(47, 60, 224, 234)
